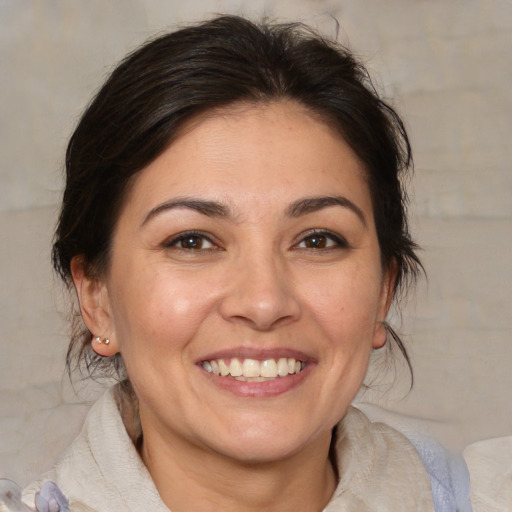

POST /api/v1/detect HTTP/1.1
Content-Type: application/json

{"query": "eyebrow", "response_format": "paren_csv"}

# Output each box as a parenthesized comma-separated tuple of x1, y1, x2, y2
(141, 198, 231, 227)
(141, 194, 366, 227)
(285, 195, 367, 226)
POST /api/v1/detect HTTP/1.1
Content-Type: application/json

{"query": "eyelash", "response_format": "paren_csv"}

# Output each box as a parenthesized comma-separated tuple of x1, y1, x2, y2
(163, 229, 349, 252)
(163, 230, 218, 251)
(295, 229, 349, 250)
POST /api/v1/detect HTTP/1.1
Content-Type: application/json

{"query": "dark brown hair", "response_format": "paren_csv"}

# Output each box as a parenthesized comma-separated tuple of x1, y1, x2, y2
(53, 15, 422, 381)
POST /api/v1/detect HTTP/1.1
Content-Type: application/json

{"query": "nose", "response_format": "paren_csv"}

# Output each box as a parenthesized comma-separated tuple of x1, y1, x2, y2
(219, 252, 301, 331)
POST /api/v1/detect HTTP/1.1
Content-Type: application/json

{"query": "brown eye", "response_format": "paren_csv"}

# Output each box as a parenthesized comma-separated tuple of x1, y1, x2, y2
(180, 235, 204, 249)
(166, 232, 215, 250)
(304, 235, 327, 248)
(296, 231, 348, 250)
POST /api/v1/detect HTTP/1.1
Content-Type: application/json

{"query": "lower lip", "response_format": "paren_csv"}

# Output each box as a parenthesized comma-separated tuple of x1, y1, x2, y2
(199, 364, 313, 398)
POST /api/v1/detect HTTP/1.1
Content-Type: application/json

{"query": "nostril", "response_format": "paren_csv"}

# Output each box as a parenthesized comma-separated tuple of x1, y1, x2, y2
(222, 300, 300, 331)
(218, 262, 301, 329)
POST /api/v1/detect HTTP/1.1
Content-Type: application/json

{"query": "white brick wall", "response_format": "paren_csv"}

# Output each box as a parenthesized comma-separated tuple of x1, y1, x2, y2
(1, 0, 511, 484)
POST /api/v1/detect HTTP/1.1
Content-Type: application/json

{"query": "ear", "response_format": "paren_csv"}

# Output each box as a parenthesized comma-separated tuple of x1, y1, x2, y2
(71, 256, 119, 357)
(372, 262, 398, 350)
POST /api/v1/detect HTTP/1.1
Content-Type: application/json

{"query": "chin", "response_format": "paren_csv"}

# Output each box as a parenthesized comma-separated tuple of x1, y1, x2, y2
(221, 442, 304, 466)
(207, 421, 326, 465)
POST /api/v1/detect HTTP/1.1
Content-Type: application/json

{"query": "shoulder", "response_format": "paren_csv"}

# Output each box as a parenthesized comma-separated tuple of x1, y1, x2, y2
(1, 388, 121, 512)
(21, 388, 119, 509)
(328, 407, 435, 511)
(345, 407, 473, 512)
(407, 433, 473, 512)
(16, 385, 166, 512)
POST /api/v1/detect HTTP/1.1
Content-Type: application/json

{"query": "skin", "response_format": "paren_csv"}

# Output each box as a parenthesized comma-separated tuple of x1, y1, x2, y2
(72, 101, 395, 512)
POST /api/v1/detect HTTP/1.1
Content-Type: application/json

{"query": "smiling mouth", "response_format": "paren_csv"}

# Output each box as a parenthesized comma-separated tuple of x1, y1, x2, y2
(201, 357, 307, 382)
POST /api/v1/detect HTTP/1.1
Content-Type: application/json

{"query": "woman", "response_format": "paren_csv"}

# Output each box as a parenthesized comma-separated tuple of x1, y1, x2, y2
(0, 15, 464, 512)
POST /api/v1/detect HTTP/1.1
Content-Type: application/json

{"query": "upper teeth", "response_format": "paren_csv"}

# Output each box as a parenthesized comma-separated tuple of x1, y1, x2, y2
(202, 357, 304, 379)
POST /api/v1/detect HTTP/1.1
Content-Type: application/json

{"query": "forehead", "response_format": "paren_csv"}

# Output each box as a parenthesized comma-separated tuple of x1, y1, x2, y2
(122, 101, 372, 219)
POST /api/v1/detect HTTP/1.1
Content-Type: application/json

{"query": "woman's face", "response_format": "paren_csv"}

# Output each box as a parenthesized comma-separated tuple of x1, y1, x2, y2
(85, 101, 393, 463)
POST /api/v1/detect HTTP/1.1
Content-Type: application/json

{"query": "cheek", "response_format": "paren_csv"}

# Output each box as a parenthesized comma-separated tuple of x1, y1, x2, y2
(109, 265, 220, 357)
(304, 263, 383, 337)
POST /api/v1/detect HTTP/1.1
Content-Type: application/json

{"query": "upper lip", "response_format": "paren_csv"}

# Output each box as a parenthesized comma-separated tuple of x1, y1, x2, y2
(197, 347, 315, 364)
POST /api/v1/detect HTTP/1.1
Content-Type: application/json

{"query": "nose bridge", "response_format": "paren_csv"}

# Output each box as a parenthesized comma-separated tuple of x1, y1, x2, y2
(220, 241, 300, 330)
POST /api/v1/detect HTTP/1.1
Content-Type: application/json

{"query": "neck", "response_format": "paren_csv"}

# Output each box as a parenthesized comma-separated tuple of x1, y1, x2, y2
(141, 424, 337, 512)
